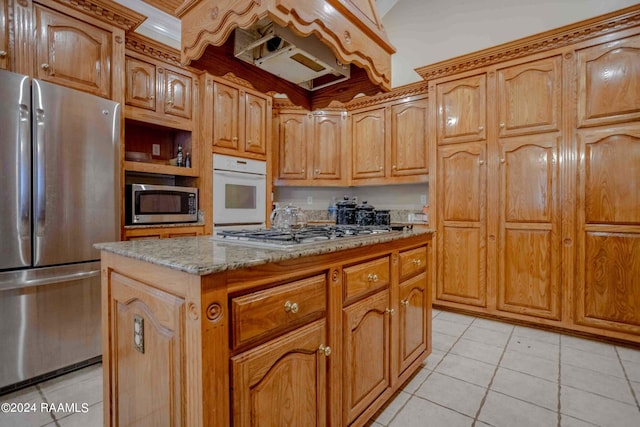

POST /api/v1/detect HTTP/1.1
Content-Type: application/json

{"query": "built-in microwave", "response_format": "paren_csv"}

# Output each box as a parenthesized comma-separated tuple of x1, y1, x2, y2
(125, 184, 198, 225)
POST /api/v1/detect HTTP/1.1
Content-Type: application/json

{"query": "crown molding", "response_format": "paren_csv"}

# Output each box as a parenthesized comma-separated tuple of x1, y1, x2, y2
(343, 80, 428, 110)
(51, 0, 145, 31)
(126, 32, 182, 66)
(416, 4, 640, 81)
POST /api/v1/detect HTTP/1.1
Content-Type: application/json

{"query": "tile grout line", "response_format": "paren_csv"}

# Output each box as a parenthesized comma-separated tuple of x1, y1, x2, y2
(471, 326, 515, 427)
(614, 346, 640, 413)
(557, 334, 562, 427)
(35, 384, 60, 427)
(383, 312, 474, 426)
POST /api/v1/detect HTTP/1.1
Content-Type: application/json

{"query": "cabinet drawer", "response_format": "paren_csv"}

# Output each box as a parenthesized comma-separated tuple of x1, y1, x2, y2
(231, 274, 326, 349)
(343, 256, 390, 302)
(399, 247, 427, 281)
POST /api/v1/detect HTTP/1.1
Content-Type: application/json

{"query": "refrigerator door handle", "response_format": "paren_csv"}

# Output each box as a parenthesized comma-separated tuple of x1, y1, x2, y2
(0, 269, 100, 292)
(18, 76, 31, 265)
(33, 82, 46, 240)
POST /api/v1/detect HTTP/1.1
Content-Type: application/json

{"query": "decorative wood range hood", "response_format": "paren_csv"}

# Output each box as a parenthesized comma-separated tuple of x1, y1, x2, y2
(175, 0, 396, 110)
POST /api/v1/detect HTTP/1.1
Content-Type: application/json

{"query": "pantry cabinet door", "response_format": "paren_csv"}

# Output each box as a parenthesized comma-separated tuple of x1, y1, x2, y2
(34, 5, 111, 98)
(125, 56, 156, 111)
(497, 134, 561, 320)
(213, 81, 240, 150)
(575, 125, 640, 335)
(436, 143, 487, 307)
(497, 56, 562, 137)
(398, 272, 428, 374)
(351, 107, 386, 179)
(436, 74, 486, 145)
(390, 98, 429, 176)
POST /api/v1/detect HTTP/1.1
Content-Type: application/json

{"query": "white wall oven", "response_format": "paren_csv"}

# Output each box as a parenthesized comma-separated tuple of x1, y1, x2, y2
(213, 154, 267, 226)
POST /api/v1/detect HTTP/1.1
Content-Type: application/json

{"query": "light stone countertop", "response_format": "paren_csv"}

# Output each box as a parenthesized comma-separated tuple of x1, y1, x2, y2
(95, 227, 434, 276)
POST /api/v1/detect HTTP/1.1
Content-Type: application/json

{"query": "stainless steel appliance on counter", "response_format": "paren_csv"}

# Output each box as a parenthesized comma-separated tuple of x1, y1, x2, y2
(213, 154, 267, 226)
(0, 69, 120, 392)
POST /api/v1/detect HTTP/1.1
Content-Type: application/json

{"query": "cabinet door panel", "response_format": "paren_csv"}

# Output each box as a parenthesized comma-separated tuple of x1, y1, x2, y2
(213, 82, 240, 149)
(398, 272, 427, 374)
(245, 93, 267, 155)
(163, 69, 192, 119)
(439, 144, 485, 221)
(343, 290, 390, 424)
(35, 5, 111, 98)
(278, 113, 308, 179)
(352, 108, 385, 179)
(577, 35, 640, 127)
(391, 99, 429, 175)
(231, 320, 328, 427)
(125, 57, 156, 111)
(497, 135, 560, 319)
(313, 114, 343, 180)
(497, 56, 561, 136)
(110, 273, 184, 427)
(439, 226, 485, 306)
(436, 74, 486, 144)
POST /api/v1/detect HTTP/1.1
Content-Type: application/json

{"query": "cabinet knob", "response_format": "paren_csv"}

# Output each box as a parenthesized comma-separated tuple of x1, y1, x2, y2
(478, 159, 485, 165)
(500, 158, 505, 163)
(41, 63, 50, 72)
(367, 273, 379, 282)
(149, 95, 155, 100)
(478, 126, 484, 131)
(385, 308, 395, 315)
(315, 169, 320, 174)
(318, 344, 332, 357)
(400, 299, 409, 307)
(412, 259, 422, 266)
(379, 166, 383, 171)
(0, 50, 7, 58)
(301, 168, 305, 174)
(284, 301, 299, 314)
(232, 136, 238, 142)
(392, 165, 397, 169)
(499, 123, 505, 128)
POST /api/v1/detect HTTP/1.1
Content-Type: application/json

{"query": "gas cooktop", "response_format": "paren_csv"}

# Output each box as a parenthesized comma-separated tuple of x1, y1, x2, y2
(212, 225, 403, 249)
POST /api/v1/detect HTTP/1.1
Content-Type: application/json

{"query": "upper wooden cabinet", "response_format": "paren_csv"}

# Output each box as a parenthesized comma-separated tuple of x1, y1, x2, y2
(0, 1, 9, 70)
(577, 34, 640, 128)
(274, 110, 347, 185)
(124, 52, 196, 130)
(351, 95, 429, 185)
(436, 74, 486, 145)
(34, 4, 112, 98)
(209, 77, 271, 160)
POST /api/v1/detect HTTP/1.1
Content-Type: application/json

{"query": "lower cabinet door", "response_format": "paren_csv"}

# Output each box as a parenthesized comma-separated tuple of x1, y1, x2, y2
(398, 272, 428, 374)
(343, 289, 391, 424)
(231, 319, 329, 427)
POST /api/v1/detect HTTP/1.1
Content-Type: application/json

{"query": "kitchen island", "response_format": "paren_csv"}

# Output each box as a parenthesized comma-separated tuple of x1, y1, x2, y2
(97, 227, 433, 427)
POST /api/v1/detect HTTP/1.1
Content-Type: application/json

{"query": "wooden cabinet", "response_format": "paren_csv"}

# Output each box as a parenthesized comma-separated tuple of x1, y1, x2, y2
(436, 74, 486, 145)
(209, 77, 271, 160)
(231, 320, 329, 427)
(123, 225, 205, 241)
(351, 96, 429, 185)
(0, 1, 9, 70)
(125, 54, 195, 127)
(108, 272, 186, 426)
(274, 110, 347, 185)
(342, 289, 390, 425)
(34, 4, 112, 98)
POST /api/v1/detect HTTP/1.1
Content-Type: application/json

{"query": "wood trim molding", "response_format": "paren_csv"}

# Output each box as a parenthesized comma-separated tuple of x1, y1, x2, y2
(48, 0, 146, 31)
(126, 33, 182, 66)
(416, 3, 640, 81)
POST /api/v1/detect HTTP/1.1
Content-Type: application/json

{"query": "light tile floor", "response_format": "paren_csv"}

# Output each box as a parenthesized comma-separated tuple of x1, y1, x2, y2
(1, 309, 639, 426)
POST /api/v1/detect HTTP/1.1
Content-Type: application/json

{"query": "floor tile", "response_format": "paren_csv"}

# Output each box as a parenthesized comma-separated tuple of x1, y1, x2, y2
(620, 358, 640, 383)
(432, 331, 459, 352)
(462, 325, 512, 348)
(434, 353, 496, 388)
(371, 390, 411, 425)
(508, 334, 559, 362)
(398, 367, 430, 394)
(56, 402, 102, 427)
(424, 349, 446, 370)
(450, 338, 505, 366)
(433, 318, 469, 338)
(471, 317, 515, 334)
(415, 372, 486, 417)
(561, 363, 635, 404)
(0, 386, 55, 427)
(478, 390, 558, 427)
(432, 308, 442, 317)
(561, 335, 617, 358)
(38, 364, 102, 419)
(560, 385, 640, 427)
(513, 325, 561, 345)
(500, 350, 559, 382)
(560, 414, 599, 426)
(616, 345, 640, 364)
(491, 367, 558, 411)
(435, 311, 476, 325)
(562, 346, 625, 379)
(389, 395, 474, 427)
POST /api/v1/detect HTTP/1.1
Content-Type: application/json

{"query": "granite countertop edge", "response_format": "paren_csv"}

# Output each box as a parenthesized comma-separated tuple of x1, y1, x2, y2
(95, 228, 435, 276)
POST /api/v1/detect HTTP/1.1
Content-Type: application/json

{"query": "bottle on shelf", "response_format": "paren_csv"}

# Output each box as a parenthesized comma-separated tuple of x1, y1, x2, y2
(328, 197, 337, 222)
(176, 144, 184, 167)
(185, 152, 191, 168)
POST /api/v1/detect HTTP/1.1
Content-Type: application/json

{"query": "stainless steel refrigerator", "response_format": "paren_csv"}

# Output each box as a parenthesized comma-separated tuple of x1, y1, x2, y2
(0, 69, 120, 391)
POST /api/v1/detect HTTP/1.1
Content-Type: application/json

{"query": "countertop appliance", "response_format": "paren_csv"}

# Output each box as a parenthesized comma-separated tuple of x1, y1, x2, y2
(125, 183, 198, 225)
(213, 154, 267, 226)
(0, 69, 120, 392)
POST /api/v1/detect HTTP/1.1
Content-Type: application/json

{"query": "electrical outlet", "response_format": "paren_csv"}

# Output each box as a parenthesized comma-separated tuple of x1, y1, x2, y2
(152, 144, 160, 156)
(307, 196, 313, 205)
(420, 195, 427, 205)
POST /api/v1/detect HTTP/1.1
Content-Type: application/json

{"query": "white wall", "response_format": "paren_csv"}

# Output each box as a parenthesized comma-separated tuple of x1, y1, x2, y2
(382, 0, 640, 87)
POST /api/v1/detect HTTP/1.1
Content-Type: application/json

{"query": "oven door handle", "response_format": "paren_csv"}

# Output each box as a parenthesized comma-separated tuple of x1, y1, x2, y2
(214, 170, 266, 180)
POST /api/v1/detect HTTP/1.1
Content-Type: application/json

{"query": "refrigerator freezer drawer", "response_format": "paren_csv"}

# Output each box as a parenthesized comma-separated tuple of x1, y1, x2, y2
(0, 262, 101, 389)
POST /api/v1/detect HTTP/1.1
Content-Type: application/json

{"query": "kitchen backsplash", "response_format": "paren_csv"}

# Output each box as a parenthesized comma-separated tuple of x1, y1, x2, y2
(273, 183, 429, 223)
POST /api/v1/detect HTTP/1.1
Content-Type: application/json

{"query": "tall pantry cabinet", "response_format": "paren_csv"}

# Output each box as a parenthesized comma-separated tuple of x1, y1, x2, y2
(423, 5, 640, 343)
